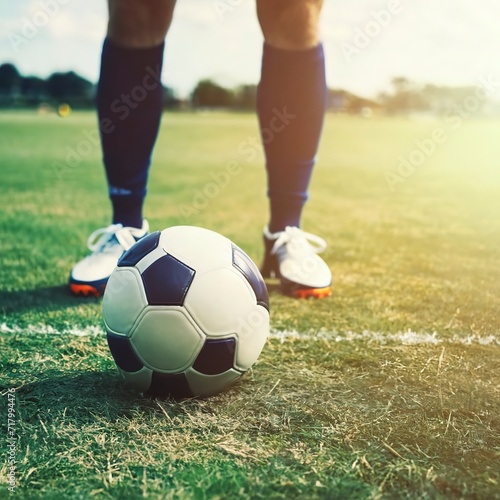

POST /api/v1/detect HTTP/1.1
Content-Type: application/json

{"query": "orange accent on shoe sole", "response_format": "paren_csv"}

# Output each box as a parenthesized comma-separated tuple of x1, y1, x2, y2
(70, 283, 103, 298)
(291, 286, 332, 299)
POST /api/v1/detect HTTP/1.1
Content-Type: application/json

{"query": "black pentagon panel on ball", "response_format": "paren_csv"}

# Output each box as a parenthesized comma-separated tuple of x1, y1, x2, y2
(141, 254, 195, 306)
(232, 245, 270, 311)
(118, 231, 161, 268)
(147, 372, 194, 399)
(106, 331, 144, 373)
(193, 338, 237, 375)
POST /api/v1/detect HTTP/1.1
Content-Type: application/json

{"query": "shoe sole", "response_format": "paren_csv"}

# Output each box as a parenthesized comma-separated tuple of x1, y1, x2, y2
(70, 283, 104, 298)
(290, 286, 332, 299)
(262, 253, 331, 300)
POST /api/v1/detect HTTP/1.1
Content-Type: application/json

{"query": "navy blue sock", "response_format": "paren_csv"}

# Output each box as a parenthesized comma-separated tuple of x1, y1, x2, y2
(97, 38, 165, 228)
(257, 43, 327, 233)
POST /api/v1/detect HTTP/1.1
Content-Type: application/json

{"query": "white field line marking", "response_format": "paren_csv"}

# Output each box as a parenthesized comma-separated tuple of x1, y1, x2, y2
(271, 329, 500, 346)
(1, 322, 499, 347)
(0, 322, 102, 337)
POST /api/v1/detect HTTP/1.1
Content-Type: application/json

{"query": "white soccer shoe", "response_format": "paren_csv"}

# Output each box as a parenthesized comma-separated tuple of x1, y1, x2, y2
(69, 220, 149, 297)
(261, 226, 332, 299)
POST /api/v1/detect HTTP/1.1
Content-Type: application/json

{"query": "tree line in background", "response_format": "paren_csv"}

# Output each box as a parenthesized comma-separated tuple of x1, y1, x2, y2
(0, 63, 498, 116)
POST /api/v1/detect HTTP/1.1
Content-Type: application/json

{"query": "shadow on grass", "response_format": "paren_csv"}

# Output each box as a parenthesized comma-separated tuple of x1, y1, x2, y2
(0, 285, 98, 315)
(15, 369, 215, 425)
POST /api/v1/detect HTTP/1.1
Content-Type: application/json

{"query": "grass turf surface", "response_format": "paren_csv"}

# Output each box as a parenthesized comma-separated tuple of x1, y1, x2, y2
(1, 111, 499, 498)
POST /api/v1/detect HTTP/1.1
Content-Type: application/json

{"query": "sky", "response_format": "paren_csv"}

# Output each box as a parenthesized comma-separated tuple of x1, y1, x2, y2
(1, 0, 500, 99)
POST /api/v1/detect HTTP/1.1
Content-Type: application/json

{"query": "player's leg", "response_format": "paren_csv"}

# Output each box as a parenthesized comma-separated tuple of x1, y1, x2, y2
(101, 0, 175, 229)
(256, 0, 332, 299)
(70, 0, 176, 297)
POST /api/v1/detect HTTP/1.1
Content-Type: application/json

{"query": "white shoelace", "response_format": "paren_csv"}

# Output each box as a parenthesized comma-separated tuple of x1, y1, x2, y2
(269, 226, 327, 256)
(86, 220, 149, 255)
(86, 224, 123, 253)
(86, 224, 140, 253)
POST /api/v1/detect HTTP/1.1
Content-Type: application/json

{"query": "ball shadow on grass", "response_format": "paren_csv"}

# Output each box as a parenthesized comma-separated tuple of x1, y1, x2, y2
(13, 369, 231, 427)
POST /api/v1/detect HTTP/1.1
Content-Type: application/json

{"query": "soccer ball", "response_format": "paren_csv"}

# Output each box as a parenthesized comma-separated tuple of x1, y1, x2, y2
(102, 226, 270, 398)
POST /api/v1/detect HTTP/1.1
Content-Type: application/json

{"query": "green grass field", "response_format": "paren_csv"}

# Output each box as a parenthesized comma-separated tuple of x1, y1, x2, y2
(1, 110, 499, 499)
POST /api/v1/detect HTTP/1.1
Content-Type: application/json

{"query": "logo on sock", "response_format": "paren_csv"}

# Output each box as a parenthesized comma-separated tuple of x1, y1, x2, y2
(109, 186, 133, 196)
